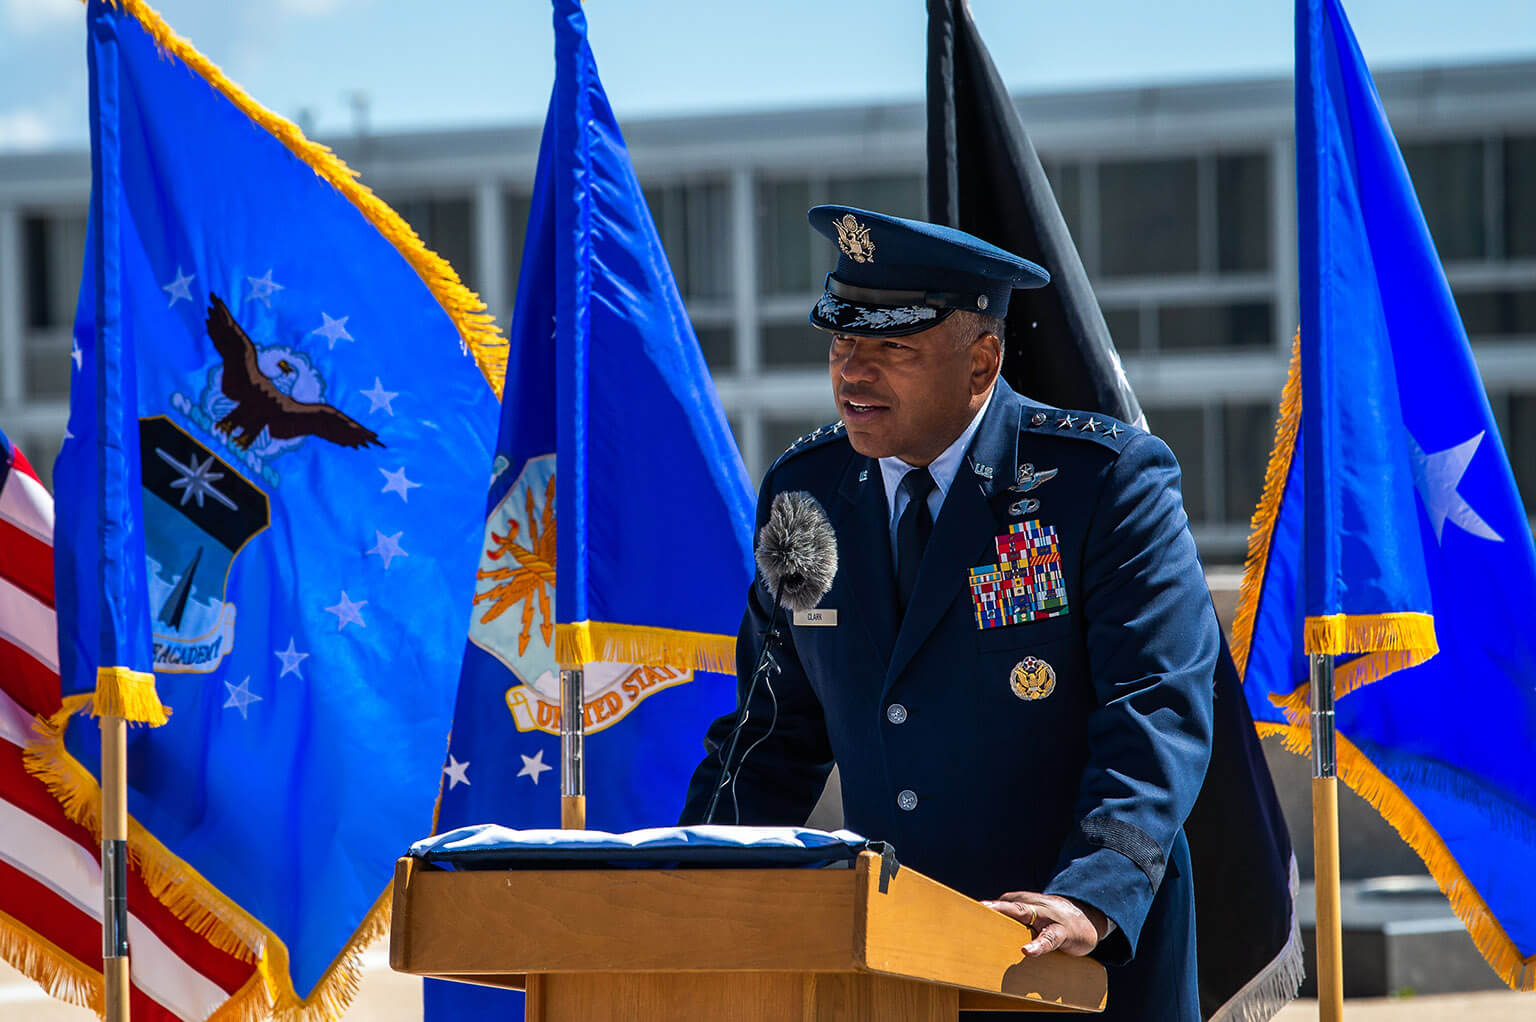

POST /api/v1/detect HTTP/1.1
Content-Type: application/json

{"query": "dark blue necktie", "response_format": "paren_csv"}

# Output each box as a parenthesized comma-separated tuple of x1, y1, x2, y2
(896, 467, 937, 610)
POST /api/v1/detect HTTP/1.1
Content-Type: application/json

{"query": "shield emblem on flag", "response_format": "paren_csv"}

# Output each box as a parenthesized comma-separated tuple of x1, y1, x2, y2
(139, 416, 269, 673)
(468, 454, 693, 734)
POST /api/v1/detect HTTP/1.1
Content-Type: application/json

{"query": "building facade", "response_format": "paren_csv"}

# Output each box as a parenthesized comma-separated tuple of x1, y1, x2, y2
(2, 60, 1534, 560)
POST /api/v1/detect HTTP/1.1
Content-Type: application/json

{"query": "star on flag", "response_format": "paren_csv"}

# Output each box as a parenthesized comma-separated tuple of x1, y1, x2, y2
(380, 466, 420, 502)
(324, 590, 368, 630)
(360, 378, 398, 415)
(311, 313, 353, 350)
(368, 530, 407, 570)
(223, 677, 262, 719)
(163, 267, 195, 307)
(245, 268, 284, 308)
(274, 637, 309, 679)
(1408, 431, 1504, 545)
(518, 749, 552, 785)
(444, 754, 471, 790)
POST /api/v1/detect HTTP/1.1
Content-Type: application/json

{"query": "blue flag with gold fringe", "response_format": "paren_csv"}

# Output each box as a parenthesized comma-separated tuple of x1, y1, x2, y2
(39, 1, 502, 1017)
(424, 0, 754, 1017)
(1235, 0, 1536, 989)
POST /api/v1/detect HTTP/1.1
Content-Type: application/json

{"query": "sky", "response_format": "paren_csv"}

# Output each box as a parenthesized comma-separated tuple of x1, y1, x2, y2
(0, 0, 1532, 152)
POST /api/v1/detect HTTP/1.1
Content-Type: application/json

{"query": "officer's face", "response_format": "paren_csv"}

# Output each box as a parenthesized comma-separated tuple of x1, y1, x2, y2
(829, 318, 1001, 465)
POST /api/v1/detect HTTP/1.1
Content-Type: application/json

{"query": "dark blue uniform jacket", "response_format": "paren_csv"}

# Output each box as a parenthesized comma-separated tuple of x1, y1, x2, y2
(681, 380, 1218, 1020)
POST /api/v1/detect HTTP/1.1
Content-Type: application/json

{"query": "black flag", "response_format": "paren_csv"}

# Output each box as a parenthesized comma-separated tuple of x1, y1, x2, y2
(926, 3, 1302, 1019)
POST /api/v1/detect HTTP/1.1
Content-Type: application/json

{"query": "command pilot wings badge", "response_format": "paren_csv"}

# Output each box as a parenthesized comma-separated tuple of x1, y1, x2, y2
(468, 454, 693, 734)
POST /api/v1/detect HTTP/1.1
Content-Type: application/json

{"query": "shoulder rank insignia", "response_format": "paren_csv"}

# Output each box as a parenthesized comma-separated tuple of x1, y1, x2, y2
(770, 420, 846, 471)
(968, 520, 1069, 630)
(1010, 656, 1057, 700)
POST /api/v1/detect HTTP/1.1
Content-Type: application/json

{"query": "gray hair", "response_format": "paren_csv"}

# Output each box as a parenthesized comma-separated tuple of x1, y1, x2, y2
(950, 310, 1006, 358)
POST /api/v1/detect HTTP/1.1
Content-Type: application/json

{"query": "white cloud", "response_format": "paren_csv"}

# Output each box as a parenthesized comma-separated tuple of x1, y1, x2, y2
(0, 108, 57, 152)
(1, 0, 78, 35)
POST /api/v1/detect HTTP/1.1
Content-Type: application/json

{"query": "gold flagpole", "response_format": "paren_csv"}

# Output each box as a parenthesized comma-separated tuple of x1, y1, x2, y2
(101, 715, 131, 1022)
(1310, 653, 1345, 1020)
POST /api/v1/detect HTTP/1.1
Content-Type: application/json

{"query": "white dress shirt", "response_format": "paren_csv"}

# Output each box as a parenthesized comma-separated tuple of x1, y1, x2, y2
(878, 386, 996, 558)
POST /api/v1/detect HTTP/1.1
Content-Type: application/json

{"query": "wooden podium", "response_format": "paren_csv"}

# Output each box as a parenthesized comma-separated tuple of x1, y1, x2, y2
(390, 851, 1106, 1020)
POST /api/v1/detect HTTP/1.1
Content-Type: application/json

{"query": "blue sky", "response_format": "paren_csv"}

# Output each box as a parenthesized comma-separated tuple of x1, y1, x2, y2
(1, 0, 1532, 151)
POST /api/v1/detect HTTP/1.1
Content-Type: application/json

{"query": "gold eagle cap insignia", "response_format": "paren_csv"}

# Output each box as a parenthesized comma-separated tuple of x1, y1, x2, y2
(834, 214, 875, 263)
(1010, 656, 1057, 700)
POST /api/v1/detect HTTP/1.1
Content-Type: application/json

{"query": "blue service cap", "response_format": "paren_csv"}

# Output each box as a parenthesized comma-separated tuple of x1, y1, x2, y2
(807, 205, 1049, 338)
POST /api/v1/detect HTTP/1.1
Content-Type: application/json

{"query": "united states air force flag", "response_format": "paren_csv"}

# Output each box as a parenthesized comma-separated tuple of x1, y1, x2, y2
(426, 0, 754, 1017)
(1235, 0, 1536, 989)
(33, 1, 502, 1018)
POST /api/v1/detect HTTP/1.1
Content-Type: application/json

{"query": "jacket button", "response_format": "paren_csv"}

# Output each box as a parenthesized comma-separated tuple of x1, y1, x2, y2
(886, 703, 908, 724)
(897, 789, 918, 811)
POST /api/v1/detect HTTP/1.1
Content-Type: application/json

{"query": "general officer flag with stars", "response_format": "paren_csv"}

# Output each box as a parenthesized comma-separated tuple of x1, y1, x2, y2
(1236, 0, 1536, 990)
(425, 0, 754, 1018)
(926, 2, 1301, 1018)
(38, 1, 502, 1018)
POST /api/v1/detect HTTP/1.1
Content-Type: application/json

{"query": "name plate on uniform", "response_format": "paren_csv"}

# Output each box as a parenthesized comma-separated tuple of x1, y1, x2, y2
(793, 609, 838, 627)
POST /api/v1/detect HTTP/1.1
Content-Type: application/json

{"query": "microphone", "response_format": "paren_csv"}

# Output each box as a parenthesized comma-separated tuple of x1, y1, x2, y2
(703, 491, 838, 824)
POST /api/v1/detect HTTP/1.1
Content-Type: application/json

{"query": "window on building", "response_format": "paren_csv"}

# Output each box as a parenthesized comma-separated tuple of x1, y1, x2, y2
(1147, 406, 1207, 523)
(1157, 300, 1273, 351)
(1101, 306, 1143, 353)
(758, 178, 815, 296)
(761, 321, 827, 369)
(1098, 157, 1199, 278)
(1504, 135, 1536, 260)
(23, 211, 86, 330)
(644, 179, 731, 301)
(1505, 393, 1536, 514)
(1222, 401, 1278, 524)
(1216, 154, 1271, 272)
(1043, 161, 1083, 239)
(1402, 140, 1485, 262)
(387, 195, 477, 295)
(502, 190, 532, 322)
(1456, 287, 1536, 339)
(762, 415, 836, 469)
(692, 323, 736, 374)
(826, 174, 924, 221)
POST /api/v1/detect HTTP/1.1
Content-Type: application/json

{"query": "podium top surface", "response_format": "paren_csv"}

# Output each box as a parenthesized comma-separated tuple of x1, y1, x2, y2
(389, 850, 1107, 1013)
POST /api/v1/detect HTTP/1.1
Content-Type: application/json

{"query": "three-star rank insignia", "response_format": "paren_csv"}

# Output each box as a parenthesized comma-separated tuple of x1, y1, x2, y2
(1010, 656, 1057, 700)
(968, 520, 1070, 630)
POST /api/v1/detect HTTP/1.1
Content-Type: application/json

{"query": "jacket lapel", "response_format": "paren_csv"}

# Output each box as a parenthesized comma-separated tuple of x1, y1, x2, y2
(883, 382, 1022, 692)
(835, 452, 899, 667)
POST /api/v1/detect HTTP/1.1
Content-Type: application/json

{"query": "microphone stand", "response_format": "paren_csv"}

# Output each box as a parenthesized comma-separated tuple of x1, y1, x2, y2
(702, 588, 788, 824)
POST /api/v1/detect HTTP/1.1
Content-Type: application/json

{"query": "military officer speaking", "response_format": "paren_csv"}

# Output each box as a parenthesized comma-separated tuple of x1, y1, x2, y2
(680, 205, 1219, 1020)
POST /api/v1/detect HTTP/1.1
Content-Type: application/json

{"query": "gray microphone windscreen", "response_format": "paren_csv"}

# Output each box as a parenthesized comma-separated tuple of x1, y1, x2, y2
(755, 491, 838, 613)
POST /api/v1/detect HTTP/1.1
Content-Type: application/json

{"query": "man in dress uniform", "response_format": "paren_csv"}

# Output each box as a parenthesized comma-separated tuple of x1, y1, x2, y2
(680, 206, 1218, 1021)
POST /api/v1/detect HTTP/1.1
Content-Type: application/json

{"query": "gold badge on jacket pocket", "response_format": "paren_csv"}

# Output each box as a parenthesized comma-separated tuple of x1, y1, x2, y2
(1010, 656, 1056, 700)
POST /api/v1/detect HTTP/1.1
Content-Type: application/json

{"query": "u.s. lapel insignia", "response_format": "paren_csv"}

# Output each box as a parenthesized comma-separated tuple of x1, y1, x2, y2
(968, 520, 1070, 629)
(1010, 656, 1057, 700)
(834, 214, 875, 263)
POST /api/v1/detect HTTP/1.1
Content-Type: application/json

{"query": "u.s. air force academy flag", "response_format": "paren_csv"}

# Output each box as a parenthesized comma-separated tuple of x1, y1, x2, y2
(37, 1, 501, 1017)
(425, 0, 754, 1018)
(1236, 0, 1536, 989)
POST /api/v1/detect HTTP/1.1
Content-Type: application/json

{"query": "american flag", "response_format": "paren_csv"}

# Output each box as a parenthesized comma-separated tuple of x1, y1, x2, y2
(0, 429, 261, 1020)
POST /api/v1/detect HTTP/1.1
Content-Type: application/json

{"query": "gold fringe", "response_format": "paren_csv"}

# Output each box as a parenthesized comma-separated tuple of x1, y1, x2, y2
(106, 0, 506, 395)
(0, 911, 102, 1013)
(1303, 613, 1438, 657)
(1268, 648, 1432, 721)
(1256, 722, 1536, 990)
(555, 620, 737, 674)
(24, 698, 394, 1021)
(88, 666, 169, 726)
(1232, 330, 1302, 679)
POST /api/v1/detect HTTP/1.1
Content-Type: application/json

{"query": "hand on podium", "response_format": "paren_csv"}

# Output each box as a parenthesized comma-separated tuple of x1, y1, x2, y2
(981, 892, 1110, 958)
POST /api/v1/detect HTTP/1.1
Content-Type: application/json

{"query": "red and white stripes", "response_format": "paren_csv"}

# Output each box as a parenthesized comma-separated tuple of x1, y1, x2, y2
(0, 438, 261, 1021)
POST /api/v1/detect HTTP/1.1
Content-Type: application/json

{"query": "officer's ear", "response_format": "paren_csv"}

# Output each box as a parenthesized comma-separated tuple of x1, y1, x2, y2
(969, 330, 1003, 395)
